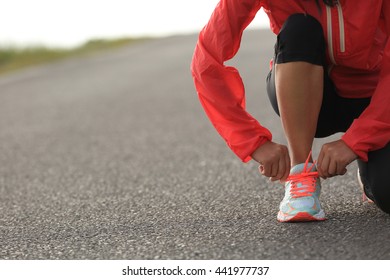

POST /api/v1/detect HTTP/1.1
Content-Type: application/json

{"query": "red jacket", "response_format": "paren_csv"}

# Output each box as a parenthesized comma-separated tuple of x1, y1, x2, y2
(191, 0, 390, 162)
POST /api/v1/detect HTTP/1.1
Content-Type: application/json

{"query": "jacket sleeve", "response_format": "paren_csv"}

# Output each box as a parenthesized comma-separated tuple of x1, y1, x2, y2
(342, 5, 390, 162)
(190, 0, 272, 163)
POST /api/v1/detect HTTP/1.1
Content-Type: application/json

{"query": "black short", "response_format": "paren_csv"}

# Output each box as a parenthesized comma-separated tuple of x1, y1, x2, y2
(266, 13, 371, 138)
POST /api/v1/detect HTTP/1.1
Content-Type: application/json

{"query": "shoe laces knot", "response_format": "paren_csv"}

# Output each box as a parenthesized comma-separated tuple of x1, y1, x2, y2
(287, 151, 319, 198)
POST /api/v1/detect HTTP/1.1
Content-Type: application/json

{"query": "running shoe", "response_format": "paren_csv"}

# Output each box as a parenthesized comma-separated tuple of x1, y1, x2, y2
(277, 153, 326, 222)
(357, 169, 374, 203)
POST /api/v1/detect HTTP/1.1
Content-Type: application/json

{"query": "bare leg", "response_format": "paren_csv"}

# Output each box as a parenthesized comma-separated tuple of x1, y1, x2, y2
(275, 61, 323, 166)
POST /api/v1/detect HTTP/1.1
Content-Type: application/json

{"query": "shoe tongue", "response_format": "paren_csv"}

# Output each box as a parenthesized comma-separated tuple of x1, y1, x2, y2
(290, 162, 316, 174)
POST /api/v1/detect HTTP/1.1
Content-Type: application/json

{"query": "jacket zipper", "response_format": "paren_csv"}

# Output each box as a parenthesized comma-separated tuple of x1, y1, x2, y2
(326, 0, 345, 65)
(336, 1, 345, 52)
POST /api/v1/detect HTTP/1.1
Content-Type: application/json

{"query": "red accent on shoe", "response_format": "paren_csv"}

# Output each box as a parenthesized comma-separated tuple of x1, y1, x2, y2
(277, 211, 326, 223)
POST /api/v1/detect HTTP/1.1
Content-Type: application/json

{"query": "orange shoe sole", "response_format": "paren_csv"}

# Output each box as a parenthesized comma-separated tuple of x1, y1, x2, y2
(277, 211, 327, 223)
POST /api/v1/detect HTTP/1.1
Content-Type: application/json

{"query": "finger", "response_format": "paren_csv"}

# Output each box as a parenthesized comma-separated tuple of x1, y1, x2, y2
(274, 153, 289, 182)
(328, 159, 337, 177)
(271, 158, 284, 181)
(259, 165, 264, 174)
(317, 148, 325, 170)
(260, 163, 272, 178)
(281, 153, 291, 182)
(270, 157, 284, 182)
(269, 162, 278, 181)
(319, 154, 330, 179)
(277, 156, 289, 183)
(317, 150, 324, 177)
(336, 161, 347, 176)
(282, 153, 291, 181)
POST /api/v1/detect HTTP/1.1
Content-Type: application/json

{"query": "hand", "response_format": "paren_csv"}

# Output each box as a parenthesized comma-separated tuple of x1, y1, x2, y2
(317, 139, 358, 179)
(251, 141, 290, 182)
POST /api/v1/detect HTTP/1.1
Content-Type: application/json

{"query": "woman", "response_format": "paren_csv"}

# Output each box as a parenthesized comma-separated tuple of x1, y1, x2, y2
(191, 0, 390, 222)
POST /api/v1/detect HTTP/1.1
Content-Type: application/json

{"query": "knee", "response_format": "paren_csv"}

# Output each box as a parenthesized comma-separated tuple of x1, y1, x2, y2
(359, 171, 390, 214)
(371, 187, 390, 214)
(359, 166, 390, 214)
(373, 197, 390, 214)
(364, 145, 390, 214)
(276, 14, 325, 65)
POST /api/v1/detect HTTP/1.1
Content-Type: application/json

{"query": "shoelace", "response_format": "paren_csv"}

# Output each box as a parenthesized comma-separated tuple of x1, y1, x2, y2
(287, 151, 319, 198)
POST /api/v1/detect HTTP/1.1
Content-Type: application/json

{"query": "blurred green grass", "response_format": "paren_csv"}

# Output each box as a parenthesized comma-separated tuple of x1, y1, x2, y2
(0, 37, 147, 75)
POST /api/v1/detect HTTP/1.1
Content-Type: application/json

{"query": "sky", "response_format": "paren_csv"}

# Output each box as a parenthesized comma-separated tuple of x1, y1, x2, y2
(0, 0, 269, 48)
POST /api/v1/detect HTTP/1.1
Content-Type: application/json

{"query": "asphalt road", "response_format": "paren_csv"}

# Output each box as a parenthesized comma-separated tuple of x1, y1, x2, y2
(0, 29, 389, 260)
